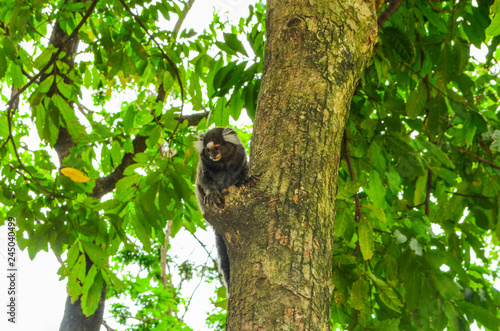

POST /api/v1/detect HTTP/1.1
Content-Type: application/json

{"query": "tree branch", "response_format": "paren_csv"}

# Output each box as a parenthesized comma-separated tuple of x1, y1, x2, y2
(172, 0, 196, 41)
(160, 220, 173, 289)
(176, 111, 208, 127)
(378, 0, 403, 29)
(455, 146, 500, 169)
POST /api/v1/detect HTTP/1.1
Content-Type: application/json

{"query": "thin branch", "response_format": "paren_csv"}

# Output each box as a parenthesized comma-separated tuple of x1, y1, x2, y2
(160, 220, 173, 289)
(76, 102, 93, 117)
(181, 264, 207, 320)
(447, 192, 496, 199)
(175, 111, 208, 127)
(455, 146, 500, 169)
(101, 320, 116, 331)
(378, 0, 403, 29)
(27, 20, 45, 38)
(190, 231, 217, 265)
(446, 114, 456, 130)
(172, 0, 196, 41)
(426, 0, 458, 14)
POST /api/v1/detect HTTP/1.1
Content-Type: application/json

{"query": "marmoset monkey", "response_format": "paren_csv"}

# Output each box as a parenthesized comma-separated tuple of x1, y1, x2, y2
(194, 127, 250, 293)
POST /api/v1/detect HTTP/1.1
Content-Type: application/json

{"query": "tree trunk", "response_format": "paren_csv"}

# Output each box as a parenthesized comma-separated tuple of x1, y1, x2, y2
(204, 1, 377, 329)
(59, 255, 106, 331)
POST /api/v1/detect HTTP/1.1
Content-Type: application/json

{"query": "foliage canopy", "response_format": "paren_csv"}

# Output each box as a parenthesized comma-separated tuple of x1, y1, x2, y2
(0, 0, 500, 330)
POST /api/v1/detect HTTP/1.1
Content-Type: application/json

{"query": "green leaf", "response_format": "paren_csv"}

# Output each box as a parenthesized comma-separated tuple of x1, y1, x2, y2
(110, 140, 122, 168)
(0, 112, 9, 138)
(350, 277, 369, 311)
(430, 274, 463, 300)
(406, 83, 427, 119)
(81, 267, 104, 316)
(463, 112, 477, 148)
(2, 38, 17, 61)
(38, 75, 55, 94)
(81, 241, 107, 269)
(56, 77, 73, 100)
(130, 207, 152, 251)
(368, 272, 403, 313)
(417, 138, 455, 169)
(223, 33, 248, 56)
(458, 301, 500, 330)
(452, 38, 470, 75)
(417, 1, 449, 33)
(405, 271, 423, 311)
(387, 168, 401, 194)
(382, 27, 415, 63)
(52, 93, 84, 140)
(210, 97, 230, 127)
(486, 12, 500, 36)
(367, 170, 385, 207)
(334, 205, 354, 239)
(491, 130, 500, 153)
(336, 178, 361, 200)
(34, 46, 56, 70)
(371, 319, 401, 330)
(359, 217, 374, 260)
(11, 64, 24, 88)
(229, 89, 244, 120)
(368, 141, 386, 173)
(413, 175, 427, 206)
(213, 61, 237, 92)
(244, 82, 257, 120)
(0, 48, 8, 80)
(67, 254, 86, 300)
(426, 96, 448, 141)
(123, 104, 136, 134)
(146, 125, 162, 148)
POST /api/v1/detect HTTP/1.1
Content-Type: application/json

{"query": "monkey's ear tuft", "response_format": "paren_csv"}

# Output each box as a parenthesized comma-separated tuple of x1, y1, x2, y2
(222, 128, 242, 146)
(194, 135, 205, 154)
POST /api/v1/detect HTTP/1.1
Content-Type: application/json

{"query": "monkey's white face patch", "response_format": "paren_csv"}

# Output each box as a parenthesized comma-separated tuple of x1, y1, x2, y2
(206, 141, 222, 161)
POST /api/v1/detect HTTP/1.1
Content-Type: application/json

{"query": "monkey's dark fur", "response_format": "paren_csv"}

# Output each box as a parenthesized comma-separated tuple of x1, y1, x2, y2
(194, 127, 249, 293)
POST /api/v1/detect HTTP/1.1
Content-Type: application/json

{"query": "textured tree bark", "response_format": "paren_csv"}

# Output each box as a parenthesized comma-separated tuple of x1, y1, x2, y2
(204, 0, 377, 329)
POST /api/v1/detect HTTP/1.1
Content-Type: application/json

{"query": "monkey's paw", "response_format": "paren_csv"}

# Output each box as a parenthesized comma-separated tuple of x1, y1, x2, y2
(204, 192, 225, 208)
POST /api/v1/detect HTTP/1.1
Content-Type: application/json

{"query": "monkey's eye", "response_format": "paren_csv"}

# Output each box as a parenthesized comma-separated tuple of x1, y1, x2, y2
(206, 144, 220, 151)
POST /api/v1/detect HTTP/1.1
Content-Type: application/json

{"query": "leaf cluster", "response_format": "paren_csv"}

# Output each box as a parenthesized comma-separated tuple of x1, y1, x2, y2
(332, 1, 500, 330)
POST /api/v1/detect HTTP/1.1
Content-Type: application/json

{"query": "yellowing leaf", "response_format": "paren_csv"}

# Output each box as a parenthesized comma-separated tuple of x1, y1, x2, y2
(61, 167, 91, 183)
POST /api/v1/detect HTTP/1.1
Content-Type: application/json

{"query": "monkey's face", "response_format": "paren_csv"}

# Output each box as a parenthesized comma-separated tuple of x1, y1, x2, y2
(194, 127, 243, 163)
(205, 141, 223, 161)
